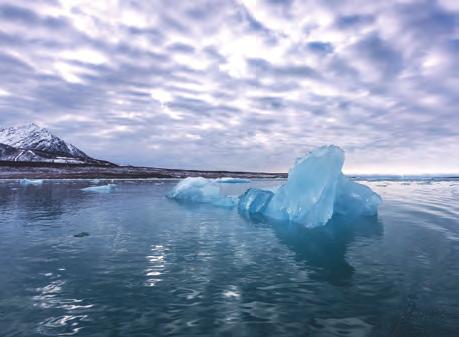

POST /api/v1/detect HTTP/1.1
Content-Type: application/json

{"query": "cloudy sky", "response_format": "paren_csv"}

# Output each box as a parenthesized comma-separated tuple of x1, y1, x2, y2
(0, 0, 458, 174)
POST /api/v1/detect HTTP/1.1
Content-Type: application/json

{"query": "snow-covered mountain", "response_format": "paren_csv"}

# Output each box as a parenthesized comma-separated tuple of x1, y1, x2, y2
(0, 124, 88, 158)
(0, 124, 114, 165)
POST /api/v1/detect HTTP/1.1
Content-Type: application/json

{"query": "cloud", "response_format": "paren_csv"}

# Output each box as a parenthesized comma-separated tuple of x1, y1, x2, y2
(0, 0, 457, 174)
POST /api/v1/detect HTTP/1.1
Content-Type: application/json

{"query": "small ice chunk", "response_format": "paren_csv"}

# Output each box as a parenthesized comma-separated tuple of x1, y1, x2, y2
(19, 179, 44, 186)
(238, 145, 381, 228)
(81, 184, 116, 193)
(167, 177, 236, 207)
(214, 177, 251, 183)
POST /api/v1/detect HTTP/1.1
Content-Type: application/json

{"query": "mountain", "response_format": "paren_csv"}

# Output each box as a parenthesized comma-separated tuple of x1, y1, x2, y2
(0, 124, 88, 158)
(0, 124, 114, 166)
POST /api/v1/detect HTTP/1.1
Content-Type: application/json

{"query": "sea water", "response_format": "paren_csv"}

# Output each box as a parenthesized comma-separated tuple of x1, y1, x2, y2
(0, 179, 458, 336)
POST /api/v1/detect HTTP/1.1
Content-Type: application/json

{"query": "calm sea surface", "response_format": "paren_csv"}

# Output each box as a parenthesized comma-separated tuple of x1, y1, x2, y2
(0, 179, 458, 337)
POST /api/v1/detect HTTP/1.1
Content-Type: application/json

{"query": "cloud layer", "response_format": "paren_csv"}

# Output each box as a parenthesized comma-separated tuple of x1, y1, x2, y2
(0, 0, 458, 173)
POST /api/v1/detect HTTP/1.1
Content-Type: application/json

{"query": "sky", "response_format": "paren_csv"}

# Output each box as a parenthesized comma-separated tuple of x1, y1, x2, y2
(0, 0, 458, 174)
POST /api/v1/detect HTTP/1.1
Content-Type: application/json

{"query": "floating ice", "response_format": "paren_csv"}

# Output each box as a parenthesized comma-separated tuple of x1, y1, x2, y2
(167, 146, 381, 226)
(167, 177, 236, 208)
(214, 177, 251, 184)
(19, 179, 44, 186)
(81, 184, 116, 193)
(334, 175, 382, 216)
(238, 145, 381, 228)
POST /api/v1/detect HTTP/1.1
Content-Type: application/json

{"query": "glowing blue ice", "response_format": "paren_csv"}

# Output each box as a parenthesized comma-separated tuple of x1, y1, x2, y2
(238, 188, 274, 215)
(167, 177, 236, 208)
(81, 184, 116, 193)
(168, 146, 381, 226)
(238, 145, 381, 228)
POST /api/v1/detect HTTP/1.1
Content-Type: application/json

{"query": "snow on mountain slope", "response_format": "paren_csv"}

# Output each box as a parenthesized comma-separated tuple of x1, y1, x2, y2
(0, 124, 114, 166)
(0, 124, 88, 158)
(0, 143, 20, 160)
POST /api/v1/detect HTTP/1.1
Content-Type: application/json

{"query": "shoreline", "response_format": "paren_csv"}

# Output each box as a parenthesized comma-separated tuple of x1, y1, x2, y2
(0, 162, 287, 179)
(0, 162, 457, 181)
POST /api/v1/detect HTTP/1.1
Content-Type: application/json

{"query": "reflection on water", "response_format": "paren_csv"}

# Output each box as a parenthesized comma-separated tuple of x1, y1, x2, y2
(0, 180, 458, 336)
(267, 214, 383, 285)
(145, 244, 167, 287)
(33, 270, 93, 336)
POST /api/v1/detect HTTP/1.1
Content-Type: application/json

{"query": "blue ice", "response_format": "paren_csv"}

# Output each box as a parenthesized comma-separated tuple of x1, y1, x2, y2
(167, 146, 381, 227)
(238, 145, 382, 228)
(238, 188, 274, 215)
(81, 184, 116, 193)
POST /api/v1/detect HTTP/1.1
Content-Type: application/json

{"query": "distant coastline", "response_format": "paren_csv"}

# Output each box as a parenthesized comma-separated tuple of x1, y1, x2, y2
(0, 161, 287, 179)
(1, 161, 458, 181)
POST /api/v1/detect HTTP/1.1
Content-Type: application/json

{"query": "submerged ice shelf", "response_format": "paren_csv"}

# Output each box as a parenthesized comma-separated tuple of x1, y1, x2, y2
(168, 145, 382, 228)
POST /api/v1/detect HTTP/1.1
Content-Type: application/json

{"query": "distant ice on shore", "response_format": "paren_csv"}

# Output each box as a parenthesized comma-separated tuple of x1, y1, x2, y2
(214, 177, 251, 184)
(81, 184, 116, 193)
(19, 179, 44, 186)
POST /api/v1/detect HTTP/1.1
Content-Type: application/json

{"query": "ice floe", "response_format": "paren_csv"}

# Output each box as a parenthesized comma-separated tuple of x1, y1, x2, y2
(167, 177, 236, 207)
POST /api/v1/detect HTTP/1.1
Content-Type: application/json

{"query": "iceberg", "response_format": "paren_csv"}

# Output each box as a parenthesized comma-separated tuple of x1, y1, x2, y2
(238, 145, 381, 228)
(19, 179, 44, 186)
(81, 184, 116, 193)
(214, 177, 251, 183)
(167, 177, 236, 207)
